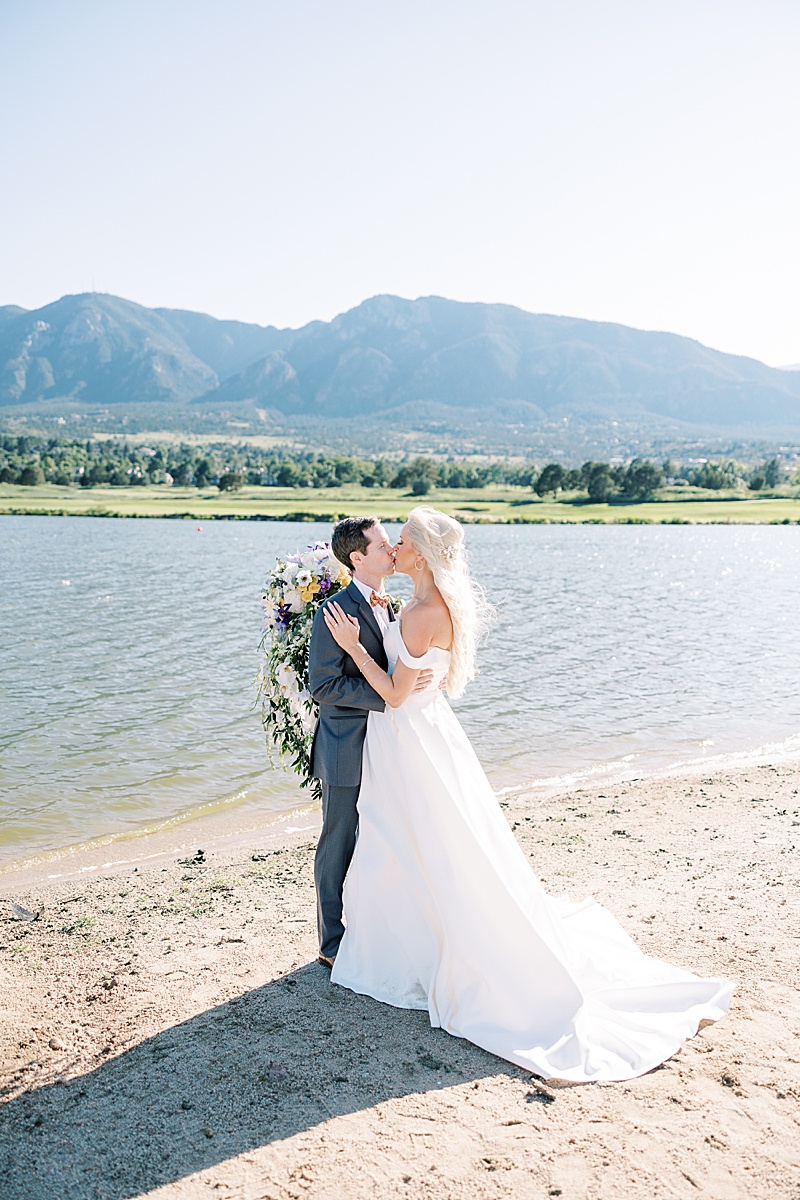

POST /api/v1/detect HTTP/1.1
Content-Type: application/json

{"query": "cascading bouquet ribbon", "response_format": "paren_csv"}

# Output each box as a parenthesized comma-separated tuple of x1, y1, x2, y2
(257, 541, 354, 800)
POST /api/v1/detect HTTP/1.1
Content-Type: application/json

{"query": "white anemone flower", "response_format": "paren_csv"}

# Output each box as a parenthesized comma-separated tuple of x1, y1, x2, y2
(283, 588, 304, 614)
(296, 569, 313, 588)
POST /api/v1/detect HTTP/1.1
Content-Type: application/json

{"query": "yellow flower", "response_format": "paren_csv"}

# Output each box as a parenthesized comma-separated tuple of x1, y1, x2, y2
(300, 581, 320, 602)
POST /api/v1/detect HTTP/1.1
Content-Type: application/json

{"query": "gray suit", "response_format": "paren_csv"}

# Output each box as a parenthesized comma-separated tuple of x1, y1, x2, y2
(308, 579, 394, 958)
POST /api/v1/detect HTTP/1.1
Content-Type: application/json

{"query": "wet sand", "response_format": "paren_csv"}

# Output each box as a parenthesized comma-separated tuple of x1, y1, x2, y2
(1, 763, 799, 1199)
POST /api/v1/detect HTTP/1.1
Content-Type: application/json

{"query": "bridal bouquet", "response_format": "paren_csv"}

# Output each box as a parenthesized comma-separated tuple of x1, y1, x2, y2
(257, 542, 353, 799)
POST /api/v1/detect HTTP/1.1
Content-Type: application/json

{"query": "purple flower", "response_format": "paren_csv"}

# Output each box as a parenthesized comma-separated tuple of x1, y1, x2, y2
(318, 573, 332, 594)
(274, 604, 292, 631)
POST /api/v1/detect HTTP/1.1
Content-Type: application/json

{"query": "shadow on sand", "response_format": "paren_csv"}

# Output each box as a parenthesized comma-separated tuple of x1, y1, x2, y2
(0, 961, 535, 1199)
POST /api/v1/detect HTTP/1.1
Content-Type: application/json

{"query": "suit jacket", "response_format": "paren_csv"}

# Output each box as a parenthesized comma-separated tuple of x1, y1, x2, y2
(308, 579, 394, 787)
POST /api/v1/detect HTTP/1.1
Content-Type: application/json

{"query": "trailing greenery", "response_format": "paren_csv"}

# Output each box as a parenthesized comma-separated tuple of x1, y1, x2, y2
(256, 544, 355, 802)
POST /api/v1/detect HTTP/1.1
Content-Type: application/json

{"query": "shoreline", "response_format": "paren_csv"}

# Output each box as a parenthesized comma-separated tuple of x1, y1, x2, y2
(2, 484, 799, 525)
(1, 760, 799, 1198)
(0, 798, 320, 898)
(5, 730, 800, 897)
(3, 506, 800, 526)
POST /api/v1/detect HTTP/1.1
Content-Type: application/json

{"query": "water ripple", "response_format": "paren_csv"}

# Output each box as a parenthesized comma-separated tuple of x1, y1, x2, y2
(1, 517, 800, 866)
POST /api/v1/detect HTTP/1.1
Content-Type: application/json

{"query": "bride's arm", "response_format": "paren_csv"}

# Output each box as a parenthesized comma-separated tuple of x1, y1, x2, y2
(322, 601, 431, 709)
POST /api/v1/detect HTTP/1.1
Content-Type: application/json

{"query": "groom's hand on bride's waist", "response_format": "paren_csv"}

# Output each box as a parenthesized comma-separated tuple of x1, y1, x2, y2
(411, 669, 445, 693)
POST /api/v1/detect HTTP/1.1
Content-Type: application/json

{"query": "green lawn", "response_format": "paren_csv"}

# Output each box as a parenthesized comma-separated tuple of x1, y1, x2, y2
(1, 483, 799, 524)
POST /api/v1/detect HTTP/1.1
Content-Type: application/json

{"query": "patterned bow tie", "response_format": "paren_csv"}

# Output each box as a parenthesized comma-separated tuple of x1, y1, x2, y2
(370, 590, 390, 610)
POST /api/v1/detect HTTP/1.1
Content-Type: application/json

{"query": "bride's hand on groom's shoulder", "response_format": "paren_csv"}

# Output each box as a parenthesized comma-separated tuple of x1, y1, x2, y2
(323, 601, 362, 653)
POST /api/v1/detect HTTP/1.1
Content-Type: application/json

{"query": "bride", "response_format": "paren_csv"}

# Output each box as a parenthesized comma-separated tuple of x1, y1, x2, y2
(321, 505, 733, 1083)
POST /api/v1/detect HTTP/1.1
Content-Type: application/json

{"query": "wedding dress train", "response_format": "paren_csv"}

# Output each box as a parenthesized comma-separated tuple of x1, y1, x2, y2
(331, 622, 733, 1082)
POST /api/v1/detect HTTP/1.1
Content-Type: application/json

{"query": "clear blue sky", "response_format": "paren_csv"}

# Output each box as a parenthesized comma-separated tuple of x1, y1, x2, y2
(1, 0, 798, 364)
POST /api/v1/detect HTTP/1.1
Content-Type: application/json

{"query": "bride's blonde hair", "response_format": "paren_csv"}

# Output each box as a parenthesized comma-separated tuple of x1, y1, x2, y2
(405, 505, 493, 698)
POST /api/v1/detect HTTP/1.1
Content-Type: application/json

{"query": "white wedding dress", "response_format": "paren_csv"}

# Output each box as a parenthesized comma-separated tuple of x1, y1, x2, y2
(331, 621, 733, 1082)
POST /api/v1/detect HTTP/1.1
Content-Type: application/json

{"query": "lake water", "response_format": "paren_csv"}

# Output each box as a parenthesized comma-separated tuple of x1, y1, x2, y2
(2, 515, 800, 873)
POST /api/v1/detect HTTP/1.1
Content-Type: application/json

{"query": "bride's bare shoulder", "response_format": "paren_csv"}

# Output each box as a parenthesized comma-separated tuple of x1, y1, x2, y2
(401, 591, 452, 656)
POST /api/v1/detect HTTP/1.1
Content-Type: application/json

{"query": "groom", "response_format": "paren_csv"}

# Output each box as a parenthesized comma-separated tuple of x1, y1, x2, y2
(308, 516, 433, 968)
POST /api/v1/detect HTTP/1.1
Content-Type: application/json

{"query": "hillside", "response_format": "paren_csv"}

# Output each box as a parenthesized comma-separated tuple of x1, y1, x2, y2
(1, 292, 799, 447)
(204, 295, 800, 430)
(0, 294, 219, 408)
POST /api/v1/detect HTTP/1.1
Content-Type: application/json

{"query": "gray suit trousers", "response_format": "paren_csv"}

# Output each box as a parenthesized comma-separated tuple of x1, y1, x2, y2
(314, 782, 360, 958)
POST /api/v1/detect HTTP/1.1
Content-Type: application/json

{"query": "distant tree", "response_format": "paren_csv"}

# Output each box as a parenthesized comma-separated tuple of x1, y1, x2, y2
(0, 465, 18, 484)
(504, 464, 534, 487)
(534, 463, 565, 499)
(442, 465, 468, 489)
(393, 457, 438, 492)
(748, 472, 765, 492)
(562, 468, 581, 491)
(620, 459, 663, 501)
(84, 462, 109, 486)
(19, 464, 45, 486)
(275, 461, 302, 487)
(218, 472, 245, 492)
(333, 457, 360, 484)
(582, 462, 614, 502)
(195, 458, 213, 488)
(366, 459, 392, 487)
(662, 458, 677, 479)
(411, 477, 429, 496)
(690, 461, 739, 490)
(763, 458, 782, 488)
(170, 462, 190, 486)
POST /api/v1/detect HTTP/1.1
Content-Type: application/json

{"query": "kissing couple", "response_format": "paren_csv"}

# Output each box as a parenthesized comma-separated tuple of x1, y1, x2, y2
(306, 507, 732, 1082)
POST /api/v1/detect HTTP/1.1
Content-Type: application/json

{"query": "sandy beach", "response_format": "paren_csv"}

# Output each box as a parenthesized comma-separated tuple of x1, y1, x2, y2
(1, 762, 799, 1200)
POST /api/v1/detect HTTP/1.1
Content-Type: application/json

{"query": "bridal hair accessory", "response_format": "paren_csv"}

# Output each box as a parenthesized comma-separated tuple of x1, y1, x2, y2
(441, 545, 456, 562)
(258, 539, 400, 800)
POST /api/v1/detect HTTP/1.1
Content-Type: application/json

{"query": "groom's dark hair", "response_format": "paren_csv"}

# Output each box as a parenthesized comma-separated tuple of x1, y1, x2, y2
(332, 516, 379, 572)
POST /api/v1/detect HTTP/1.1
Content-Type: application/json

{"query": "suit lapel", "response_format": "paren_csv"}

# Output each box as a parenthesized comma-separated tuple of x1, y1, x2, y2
(346, 580, 383, 647)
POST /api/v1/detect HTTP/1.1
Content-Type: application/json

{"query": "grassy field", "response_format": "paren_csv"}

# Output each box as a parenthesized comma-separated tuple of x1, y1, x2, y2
(2, 483, 800, 523)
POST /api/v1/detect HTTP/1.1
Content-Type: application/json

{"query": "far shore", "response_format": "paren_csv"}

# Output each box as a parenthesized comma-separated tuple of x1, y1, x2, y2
(2, 760, 799, 1199)
(2, 481, 800, 524)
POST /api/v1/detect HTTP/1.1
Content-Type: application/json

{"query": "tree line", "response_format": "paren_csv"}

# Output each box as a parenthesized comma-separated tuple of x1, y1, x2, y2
(0, 435, 793, 499)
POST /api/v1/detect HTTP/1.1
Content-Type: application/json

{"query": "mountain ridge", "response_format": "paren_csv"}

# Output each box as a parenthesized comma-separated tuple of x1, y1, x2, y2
(1, 292, 798, 442)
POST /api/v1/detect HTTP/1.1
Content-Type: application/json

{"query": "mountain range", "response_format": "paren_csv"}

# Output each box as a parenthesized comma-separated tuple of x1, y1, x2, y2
(1, 292, 799, 449)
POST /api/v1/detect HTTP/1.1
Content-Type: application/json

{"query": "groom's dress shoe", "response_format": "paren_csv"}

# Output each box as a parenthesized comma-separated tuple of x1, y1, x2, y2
(318, 954, 336, 970)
